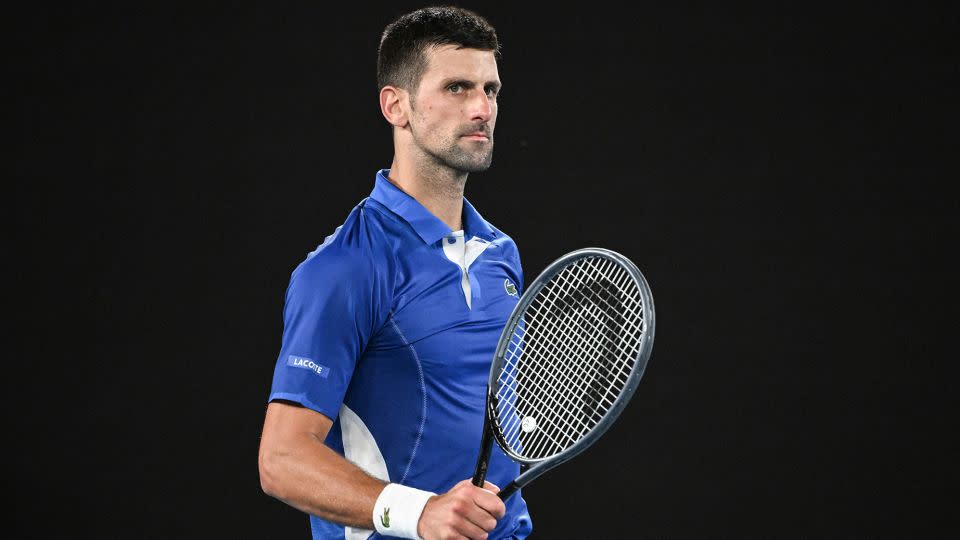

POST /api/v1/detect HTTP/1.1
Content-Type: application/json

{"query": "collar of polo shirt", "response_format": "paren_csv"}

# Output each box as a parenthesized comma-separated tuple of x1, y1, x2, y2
(369, 169, 498, 245)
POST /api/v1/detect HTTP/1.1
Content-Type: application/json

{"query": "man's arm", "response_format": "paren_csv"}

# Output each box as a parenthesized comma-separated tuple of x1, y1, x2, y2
(258, 401, 506, 538)
(258, 400, 385, 527)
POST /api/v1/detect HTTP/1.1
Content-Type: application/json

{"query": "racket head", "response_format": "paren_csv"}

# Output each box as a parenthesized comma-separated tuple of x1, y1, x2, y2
(485, 247, 655, 466)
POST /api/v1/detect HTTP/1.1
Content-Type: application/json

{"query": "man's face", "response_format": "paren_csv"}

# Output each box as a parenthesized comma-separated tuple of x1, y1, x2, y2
(407, 44, 501, 173)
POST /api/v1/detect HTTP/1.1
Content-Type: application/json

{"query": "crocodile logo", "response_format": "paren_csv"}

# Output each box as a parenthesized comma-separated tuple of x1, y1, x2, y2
(380, 507, 390, 528)
(504, 279, 518, 297)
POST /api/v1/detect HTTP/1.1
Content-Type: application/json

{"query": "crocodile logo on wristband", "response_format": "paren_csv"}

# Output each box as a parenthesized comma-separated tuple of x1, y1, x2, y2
(380, 507, 390, 528)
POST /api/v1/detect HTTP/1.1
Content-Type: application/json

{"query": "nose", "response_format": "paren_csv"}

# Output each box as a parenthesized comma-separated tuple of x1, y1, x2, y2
(468, 90, 493, 123)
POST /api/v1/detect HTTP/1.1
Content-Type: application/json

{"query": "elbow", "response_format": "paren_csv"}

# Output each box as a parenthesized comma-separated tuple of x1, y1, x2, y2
(258, 446, 285, 500)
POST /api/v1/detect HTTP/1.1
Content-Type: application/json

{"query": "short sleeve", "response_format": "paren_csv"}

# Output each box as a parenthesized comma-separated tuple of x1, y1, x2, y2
(508, 239, 525, 294)
(267, 244, 391, 419)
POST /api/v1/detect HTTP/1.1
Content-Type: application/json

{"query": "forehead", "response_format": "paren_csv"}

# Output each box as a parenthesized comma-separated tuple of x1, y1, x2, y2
(420, 44, 500, 85)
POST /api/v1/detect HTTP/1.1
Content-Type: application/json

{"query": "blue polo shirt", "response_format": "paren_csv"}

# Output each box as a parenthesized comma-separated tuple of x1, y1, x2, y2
(268, 169, 533, 539)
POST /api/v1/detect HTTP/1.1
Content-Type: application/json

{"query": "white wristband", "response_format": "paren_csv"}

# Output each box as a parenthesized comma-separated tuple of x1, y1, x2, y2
(372, 483, 436, 539)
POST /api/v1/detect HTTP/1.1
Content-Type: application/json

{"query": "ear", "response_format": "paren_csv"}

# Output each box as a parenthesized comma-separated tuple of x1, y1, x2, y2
(379, 86, 409, 128)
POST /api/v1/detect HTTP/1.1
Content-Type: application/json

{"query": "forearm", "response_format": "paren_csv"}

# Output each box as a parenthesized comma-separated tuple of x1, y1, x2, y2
(258, 404, 504, 539)
(259, 432, 386, 528)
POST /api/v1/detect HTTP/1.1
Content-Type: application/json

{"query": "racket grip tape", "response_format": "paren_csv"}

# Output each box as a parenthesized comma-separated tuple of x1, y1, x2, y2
(472, 419, 494, 486)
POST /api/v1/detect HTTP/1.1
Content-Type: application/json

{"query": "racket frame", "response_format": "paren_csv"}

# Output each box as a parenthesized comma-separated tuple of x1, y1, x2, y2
(472, 247, 656, 500)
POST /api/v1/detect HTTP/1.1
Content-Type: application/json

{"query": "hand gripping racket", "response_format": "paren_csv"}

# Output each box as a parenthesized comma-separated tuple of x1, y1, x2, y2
(472, 247, 655, 501)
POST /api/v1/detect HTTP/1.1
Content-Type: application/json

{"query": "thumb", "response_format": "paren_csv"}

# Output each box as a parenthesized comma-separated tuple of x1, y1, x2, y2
(482, 481, 501, 493)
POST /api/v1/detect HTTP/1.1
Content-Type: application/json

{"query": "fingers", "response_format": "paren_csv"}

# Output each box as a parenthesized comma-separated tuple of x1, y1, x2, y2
(482, 480, 500, 494)
(419, 479, 505, 539)
(457, 478, 500, 493)
(451, 513, 492, 539)
(471, 484, 506, 520)
(453, 479, 505, 521)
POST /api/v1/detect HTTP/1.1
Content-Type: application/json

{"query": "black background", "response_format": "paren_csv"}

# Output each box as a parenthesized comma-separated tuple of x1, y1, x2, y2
(11, 2, 957, 538)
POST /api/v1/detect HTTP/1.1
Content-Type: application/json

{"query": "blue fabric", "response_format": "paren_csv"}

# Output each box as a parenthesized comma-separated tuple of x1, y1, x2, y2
(269, 170, 532, 539)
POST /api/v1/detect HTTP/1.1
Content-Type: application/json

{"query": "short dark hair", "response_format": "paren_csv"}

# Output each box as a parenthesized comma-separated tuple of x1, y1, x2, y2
(377, 6, 500, 92)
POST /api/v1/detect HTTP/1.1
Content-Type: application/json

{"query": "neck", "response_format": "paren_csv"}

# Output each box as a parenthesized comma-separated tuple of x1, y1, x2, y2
(387, 158, 467, 232)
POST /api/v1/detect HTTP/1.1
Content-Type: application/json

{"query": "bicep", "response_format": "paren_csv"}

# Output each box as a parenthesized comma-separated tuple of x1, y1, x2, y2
(261, 400, 334, 451)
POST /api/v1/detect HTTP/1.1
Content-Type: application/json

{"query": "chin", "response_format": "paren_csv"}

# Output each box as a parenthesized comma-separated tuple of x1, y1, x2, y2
(464, 157, 494, 173)
(441, 151, 493, 174)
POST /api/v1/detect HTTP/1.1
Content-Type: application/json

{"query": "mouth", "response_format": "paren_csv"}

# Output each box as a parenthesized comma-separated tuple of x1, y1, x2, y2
(461, 132, 490, 141)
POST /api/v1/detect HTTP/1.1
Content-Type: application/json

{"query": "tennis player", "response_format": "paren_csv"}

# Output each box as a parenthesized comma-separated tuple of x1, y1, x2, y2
(258, 6, 532, 539)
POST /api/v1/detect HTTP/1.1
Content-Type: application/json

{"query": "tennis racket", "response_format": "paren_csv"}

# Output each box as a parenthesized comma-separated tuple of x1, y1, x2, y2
(471, 247, 655, 501)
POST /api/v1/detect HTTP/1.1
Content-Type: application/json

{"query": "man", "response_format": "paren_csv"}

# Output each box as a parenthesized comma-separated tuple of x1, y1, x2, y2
(258, 6, 532, 540)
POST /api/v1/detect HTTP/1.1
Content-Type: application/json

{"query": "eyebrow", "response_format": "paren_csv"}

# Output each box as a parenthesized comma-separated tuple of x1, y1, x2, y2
(441, 78, 502, 90)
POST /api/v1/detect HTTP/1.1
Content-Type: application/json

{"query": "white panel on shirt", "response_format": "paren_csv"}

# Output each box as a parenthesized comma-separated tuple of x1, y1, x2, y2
(441, 230, 492, 309)
(340, 404, 388, 540)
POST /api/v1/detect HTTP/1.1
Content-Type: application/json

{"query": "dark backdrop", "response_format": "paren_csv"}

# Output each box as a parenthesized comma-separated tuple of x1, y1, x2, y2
(11, 2, 956, 538)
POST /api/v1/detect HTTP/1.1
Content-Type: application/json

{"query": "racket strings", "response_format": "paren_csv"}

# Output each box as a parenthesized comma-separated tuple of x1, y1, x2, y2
(510, 261, 641, 406)
(520, 268, 638, 448)
(498, 266, 631, 430)
(499, 272, 625, 424)
(497, 264, 637, 457)
(493, 256, 648, 461)
(521, 293, 623, 422)
(521, 264, 646, 370)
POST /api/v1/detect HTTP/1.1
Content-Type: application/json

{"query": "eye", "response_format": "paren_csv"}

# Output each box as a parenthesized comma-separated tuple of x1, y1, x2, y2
(485, 86, 499, 98)
(447, 83, 464, 94)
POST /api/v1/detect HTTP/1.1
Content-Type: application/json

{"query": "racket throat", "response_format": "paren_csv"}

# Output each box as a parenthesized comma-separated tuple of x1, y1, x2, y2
(497, 480, 521, 501)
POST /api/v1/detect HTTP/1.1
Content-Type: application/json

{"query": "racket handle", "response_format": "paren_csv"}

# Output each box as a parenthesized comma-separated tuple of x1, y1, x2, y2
(472, 464, 488, 487)
(472, 418, 494, 486)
